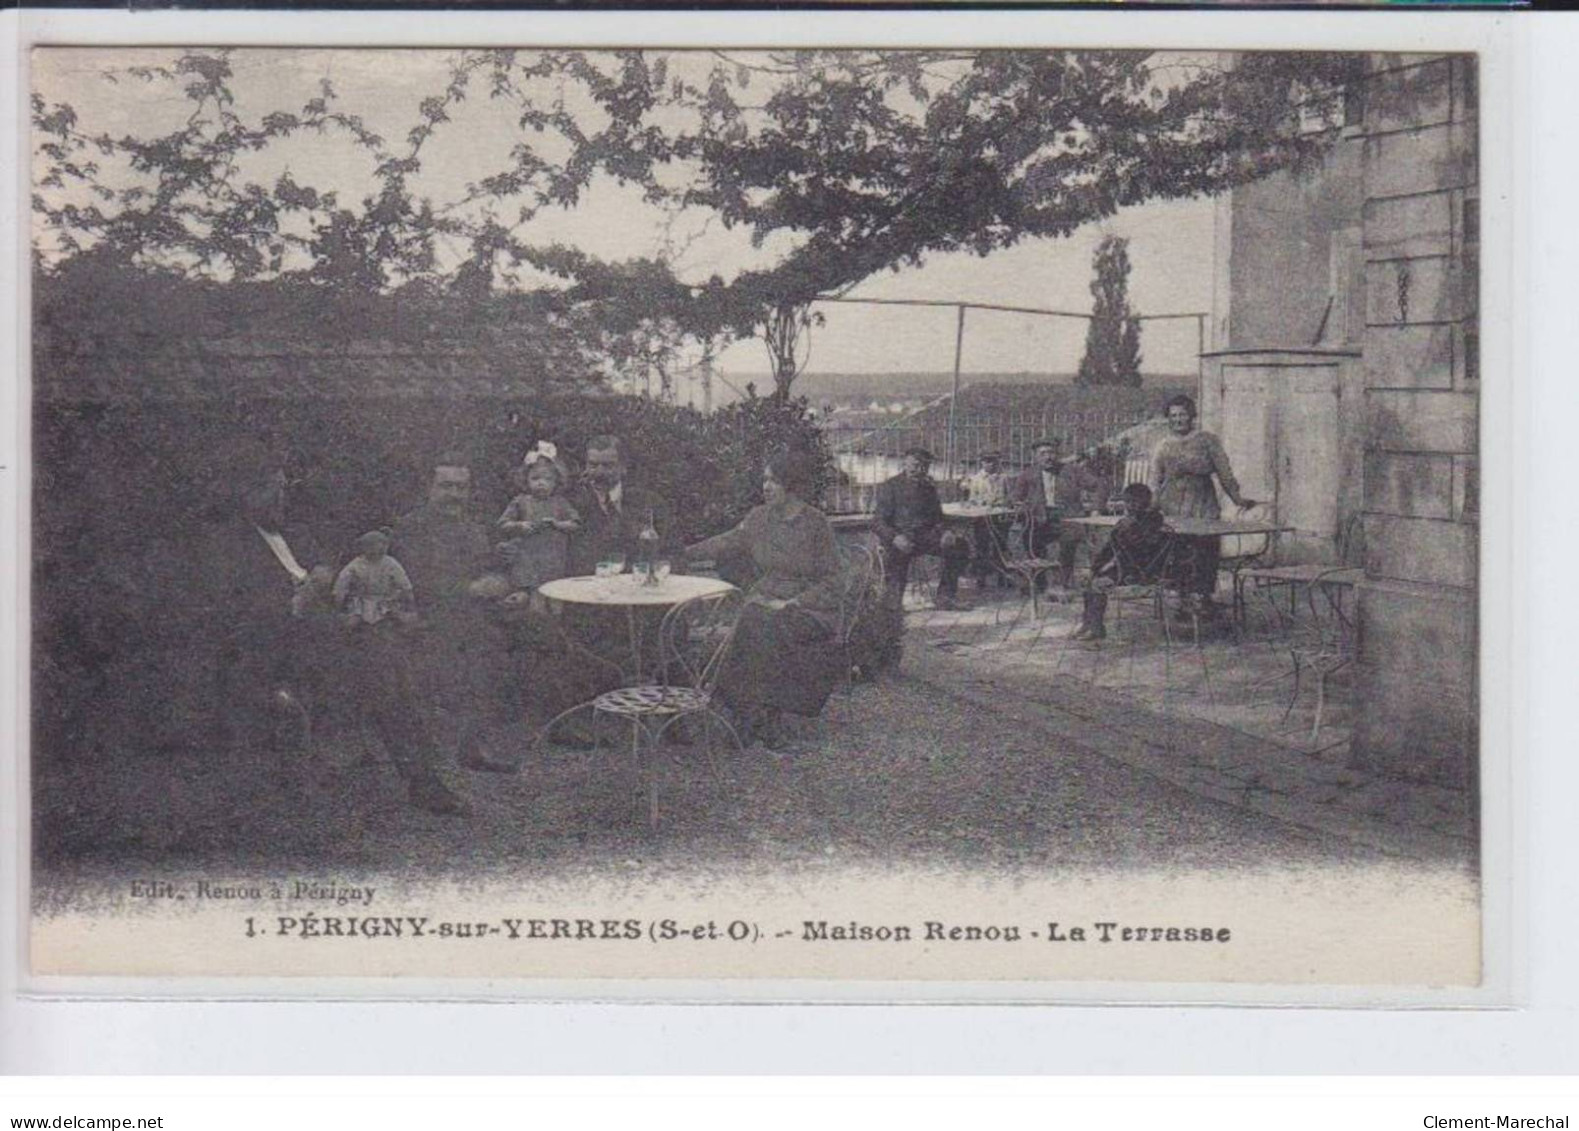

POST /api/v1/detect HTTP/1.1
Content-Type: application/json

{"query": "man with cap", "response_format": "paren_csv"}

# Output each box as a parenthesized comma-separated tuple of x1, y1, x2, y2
(871, 447, 971, 611)
(1009, 439, 1103, 590)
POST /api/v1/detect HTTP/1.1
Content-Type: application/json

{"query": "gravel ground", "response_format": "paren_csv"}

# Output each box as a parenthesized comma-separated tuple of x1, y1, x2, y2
(35, 656, 1385, 890)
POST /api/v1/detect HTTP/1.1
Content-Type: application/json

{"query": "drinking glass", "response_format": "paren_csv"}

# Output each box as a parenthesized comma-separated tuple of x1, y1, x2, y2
(653, 560, 672, 584)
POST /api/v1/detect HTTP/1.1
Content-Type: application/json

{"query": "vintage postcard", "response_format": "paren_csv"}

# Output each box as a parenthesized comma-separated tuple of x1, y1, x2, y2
(15, 24, 1507, 1000)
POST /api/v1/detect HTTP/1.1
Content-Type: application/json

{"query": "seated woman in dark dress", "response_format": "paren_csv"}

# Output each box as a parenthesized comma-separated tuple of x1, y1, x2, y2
(682, 450, 846, 744)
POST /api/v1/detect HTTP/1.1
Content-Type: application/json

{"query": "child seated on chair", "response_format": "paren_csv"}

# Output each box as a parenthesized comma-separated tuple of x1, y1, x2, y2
(1070, 483, 1176, 643)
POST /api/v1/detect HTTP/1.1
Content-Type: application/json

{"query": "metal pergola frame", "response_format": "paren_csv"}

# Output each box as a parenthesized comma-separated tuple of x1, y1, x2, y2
(812, 294, 1208, 480)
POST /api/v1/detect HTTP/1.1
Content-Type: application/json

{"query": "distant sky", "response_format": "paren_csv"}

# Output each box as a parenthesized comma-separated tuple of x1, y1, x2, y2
(751, 199, 1215, 381)
(32, 47, 1217, 380)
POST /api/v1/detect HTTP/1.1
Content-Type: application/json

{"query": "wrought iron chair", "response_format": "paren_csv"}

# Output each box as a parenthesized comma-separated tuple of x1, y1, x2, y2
(835, 538, 896, 685)
(536, 588, 745, 829)
(1248, 565, 1357, 750)
(984, 506, 1071, 649)
(900, 544, 942, 609)
(1216, 501, 1279, 634)
(886, 528, 972, 613)
(1239, 512, 1366, 628)
(1059, 533, 1214, 707)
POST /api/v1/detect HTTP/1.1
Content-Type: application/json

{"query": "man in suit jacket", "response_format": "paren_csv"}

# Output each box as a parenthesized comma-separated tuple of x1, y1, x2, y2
(566, 434, 674, 577)
(543, 435, 676, 724)
(872, 448, 971, 610)
(1008, 440, 1103, 589)
(196, 450, 469, 815)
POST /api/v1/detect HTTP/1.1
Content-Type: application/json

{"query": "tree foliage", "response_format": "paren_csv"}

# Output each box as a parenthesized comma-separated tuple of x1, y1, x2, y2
(33, 48, 1369, 390)
(1076, 235, 1143, 388)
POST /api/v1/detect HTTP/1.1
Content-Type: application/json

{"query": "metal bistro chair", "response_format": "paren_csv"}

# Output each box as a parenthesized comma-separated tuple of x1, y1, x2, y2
(991, 506, 1067, 642)
(1217, 501, 1279, 635)
(540, 588, 745, 829)
(1060, 534, 1214, 707)
(1249, 565, 1358, 750)
(1239, 511, 1366, 626)
(836, 538, 897, 685)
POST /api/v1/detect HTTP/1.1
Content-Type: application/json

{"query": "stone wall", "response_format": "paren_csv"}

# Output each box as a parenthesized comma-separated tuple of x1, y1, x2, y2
(1352, 54, 1479, 787)
(1203, 107, 1369, 562)
(1217, 140, 1365, 352)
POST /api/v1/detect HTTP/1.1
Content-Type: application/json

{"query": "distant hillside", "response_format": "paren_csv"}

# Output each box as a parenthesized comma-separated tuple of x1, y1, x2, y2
(946, 381, 1195, 415)
(786, 370, 1199, 403)
(817, 378, 1198, 472)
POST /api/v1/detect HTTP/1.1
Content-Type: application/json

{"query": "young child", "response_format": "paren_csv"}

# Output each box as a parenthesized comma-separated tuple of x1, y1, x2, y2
(497, 440, 582, 597)
(333, 529, 416, 626)
(1071, 482, 1177, 643)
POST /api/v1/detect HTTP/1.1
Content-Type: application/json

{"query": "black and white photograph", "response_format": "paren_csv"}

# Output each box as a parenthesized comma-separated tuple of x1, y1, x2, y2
(21, 39, 1491, 993)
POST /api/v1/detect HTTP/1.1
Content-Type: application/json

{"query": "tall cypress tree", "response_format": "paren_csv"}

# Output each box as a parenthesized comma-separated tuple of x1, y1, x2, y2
(1076, 236, 1144, 387)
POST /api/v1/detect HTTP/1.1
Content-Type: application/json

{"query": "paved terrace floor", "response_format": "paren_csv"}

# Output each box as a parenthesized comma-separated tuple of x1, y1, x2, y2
(893, 572, 1475, 862)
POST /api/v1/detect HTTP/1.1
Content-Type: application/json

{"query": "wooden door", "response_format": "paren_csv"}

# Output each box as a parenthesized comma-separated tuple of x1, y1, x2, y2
(1274, 366, 1342, 544)
(1218, 362, 1342, 554)
(1218, 365, 1274, 504)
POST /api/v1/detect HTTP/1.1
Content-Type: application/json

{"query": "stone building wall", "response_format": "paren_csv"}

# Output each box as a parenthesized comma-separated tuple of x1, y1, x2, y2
(1206, 53, 1480, 787)
(1203, 98, 1369, 563)
(1215, 139, 1366, 353)
(1352, 54, 1479, 787)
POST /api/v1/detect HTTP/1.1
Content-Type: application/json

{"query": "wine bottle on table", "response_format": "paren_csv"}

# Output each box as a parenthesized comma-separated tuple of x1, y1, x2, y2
(638, 508, 660, 586)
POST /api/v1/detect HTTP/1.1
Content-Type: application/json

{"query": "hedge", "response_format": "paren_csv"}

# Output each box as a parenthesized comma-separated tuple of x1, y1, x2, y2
(32, 389, 830, 772)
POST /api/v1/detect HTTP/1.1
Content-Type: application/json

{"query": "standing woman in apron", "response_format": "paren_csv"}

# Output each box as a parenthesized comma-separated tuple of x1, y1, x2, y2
(1149, 394, 1259, 616)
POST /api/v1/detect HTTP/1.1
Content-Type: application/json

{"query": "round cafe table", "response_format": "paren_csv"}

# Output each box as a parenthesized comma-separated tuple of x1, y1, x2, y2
(941, 502, 1017, 521)
(537, 574, 737, 682)
(1061, 514, 1290, 631)
(536, 573, 741, 828)
(942, 502, 1018, 584)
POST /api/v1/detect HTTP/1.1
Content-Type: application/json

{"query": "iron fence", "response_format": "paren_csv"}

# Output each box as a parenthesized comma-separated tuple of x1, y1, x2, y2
(820, 405, 1155, 514)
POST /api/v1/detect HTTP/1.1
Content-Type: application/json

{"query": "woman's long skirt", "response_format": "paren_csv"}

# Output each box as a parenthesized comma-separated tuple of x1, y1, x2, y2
(1177, 535, 1222, 598)
(717, 603, 840, 718)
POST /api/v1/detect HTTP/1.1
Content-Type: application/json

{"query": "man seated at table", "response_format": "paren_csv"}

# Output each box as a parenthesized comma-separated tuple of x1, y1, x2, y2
(958, 451, 1009, 507)
(1009, 439, 1104, 590)
(551, 434, 675, 720)
(389, 452, 517, 773)
(1070, 482, 1181, 644)
(873, 447, 971, 611)
(567, 434, 674, 576)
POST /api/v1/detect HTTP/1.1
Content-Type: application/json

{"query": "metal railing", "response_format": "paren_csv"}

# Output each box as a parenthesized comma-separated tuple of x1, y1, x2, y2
(820, 404, 1155, 514)
(810, 294, 1207, 481)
